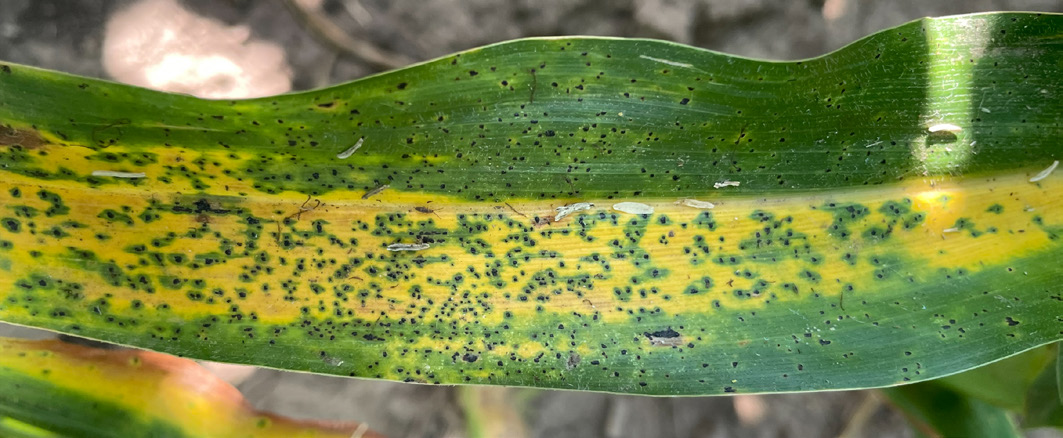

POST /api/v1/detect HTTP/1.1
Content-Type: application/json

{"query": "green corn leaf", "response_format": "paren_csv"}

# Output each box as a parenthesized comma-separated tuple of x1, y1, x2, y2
(0, 12, 1061, 395)
(0, 417, 63, 438)
(0, 337, 379, 438)
(935, 344, 1055, 410)
(1024, 343, 1063, 427)
(1058, 341, 1063, 404)
(883, 381, 1022, 438)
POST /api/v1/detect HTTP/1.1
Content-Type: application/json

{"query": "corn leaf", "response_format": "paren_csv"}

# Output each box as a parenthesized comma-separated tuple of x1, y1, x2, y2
(0, 337, 378, 438)
(1023, 344, 1063, 427)
(0, 12, 1061, 395)
(883, 381, 1022, 438)
(934, 344, 1055, 410)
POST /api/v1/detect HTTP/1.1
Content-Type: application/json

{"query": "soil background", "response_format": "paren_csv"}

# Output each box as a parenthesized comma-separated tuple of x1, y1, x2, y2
(2, 1, 1063, 437)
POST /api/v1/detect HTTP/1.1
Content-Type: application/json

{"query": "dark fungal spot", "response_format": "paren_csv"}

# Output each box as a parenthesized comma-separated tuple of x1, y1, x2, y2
(648, 328, 680, 338)
(2, 218, 20, 233)
(0, 65, 10, 73)
(645, 328, 682, 346)
(566, 352, 581, 369)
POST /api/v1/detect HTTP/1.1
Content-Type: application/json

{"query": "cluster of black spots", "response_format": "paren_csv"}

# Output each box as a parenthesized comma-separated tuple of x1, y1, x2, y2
(36, 190, 69, 217)
(820, 202, 871, 240)
(6, 179, 1061, 394)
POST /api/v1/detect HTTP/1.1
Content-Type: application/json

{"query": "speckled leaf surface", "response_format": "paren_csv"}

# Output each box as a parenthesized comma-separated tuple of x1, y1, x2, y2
(0, 12, 1061, 395)
(0, 338, 378, 438)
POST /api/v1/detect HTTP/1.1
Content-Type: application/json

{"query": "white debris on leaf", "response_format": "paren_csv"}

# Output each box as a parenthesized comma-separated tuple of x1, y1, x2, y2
(322, 356, 344, 367)
(336, 137, 364, 159)
(943, 227, 960, 233)
(554, 202, 594, 222)
(713, 180, 740, 189)
(677, 198, 715, 209)
(386, 243, 430, 251)
(361, 184, 389, 200)
(638, 55, 693, 69)
(612, 202, 654, 215)
(1029, 160, 1059, 183)
(648, 336, 684, 347)
(928, 123, 962, 133)
(91, 170, 146, 179)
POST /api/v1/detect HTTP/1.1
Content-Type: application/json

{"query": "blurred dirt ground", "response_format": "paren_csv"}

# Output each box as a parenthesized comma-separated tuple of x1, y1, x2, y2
(3, 1, 1063, 437)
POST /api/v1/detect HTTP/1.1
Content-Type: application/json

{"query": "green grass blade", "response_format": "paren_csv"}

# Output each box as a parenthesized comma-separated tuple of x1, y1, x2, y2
(0, 12, 1061, 395)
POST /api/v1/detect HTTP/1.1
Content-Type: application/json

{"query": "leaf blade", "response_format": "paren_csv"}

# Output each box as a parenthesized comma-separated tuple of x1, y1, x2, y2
(0, 12, 1061, 395)
(883, 382, 1022, 438)
(935, 345, 1055, 410)
(0, 337, 377, 438)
